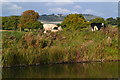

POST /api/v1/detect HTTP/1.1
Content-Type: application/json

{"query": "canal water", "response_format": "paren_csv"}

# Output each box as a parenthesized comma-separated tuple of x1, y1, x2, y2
(2, 61, 119, 78)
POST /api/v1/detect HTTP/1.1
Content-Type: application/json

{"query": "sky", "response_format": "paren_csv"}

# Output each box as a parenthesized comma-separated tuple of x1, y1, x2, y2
(1, 0, 120, 18)
(1, 0, 120, 2)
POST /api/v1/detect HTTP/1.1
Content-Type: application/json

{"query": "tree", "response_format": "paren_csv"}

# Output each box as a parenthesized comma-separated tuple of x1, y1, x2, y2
(19, 10, 40, 31)
(106, 17, 117, 25)
(2, 16, 20, 30)
(61, 14, 88, 30)
(32, 21, 43, 29)
(2, 17, 8, 30)
(91, 17, 106, 23)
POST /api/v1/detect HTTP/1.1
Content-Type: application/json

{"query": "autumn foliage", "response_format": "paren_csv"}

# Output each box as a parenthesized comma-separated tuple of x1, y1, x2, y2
(18, 10, 43, 31)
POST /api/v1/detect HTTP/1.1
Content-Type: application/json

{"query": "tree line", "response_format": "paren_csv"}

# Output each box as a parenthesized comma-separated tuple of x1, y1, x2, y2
(1, 10, 43, 31)
(1, 10, 120, 31)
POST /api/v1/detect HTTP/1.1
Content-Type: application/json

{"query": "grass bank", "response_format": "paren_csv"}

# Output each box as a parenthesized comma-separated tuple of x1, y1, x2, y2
(1, 26, 119, 67)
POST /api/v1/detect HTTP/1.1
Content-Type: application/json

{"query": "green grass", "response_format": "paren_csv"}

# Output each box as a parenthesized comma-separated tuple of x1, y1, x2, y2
(1, 26, 119, 67)
(112, 25, 118, 28)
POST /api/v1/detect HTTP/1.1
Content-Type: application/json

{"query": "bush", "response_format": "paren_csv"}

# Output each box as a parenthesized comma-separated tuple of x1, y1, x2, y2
(61, 14, 90, 30)
(1, 26, 119, 67)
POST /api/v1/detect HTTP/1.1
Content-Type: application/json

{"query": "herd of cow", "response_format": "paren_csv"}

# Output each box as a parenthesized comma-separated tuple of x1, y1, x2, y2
(43, 23, 106, 33)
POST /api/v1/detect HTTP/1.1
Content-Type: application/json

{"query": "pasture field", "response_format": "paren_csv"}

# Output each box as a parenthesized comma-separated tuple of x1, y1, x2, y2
(1, 26, 119, 67)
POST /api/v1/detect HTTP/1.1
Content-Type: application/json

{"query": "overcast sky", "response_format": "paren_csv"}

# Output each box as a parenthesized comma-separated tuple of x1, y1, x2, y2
(1, 0, 120, 2)
(1, 1, 119, 18)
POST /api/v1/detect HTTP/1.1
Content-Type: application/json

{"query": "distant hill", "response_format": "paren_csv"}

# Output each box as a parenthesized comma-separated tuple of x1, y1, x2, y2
(38, 14, 100, 22)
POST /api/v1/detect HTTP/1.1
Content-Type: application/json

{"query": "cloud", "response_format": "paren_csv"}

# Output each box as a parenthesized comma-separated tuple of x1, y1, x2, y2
(51, 0, 74, 2)
(83, 9, 95, 14)
(70, 11, 79, 14)
(74, 0, 119, 2)
(48, 8, 70, 14)
(2, 2, 22, 16)
(73, 5, 81, 9)
(1, 0, 119, 2)
(82, 9, 104, 16)
(45, 2, 74, 6)
(1, 0, 75, 2)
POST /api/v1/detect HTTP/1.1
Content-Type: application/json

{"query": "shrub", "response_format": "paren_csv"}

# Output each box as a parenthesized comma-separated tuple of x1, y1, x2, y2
(1, 26, 119, 67)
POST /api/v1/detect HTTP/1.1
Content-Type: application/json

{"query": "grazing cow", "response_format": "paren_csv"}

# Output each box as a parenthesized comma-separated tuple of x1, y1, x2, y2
(91, 23, 106, 31)
(43, 24, 62, 33)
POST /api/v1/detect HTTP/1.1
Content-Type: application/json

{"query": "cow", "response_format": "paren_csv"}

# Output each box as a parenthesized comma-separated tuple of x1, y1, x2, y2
(91, 23, 106, 31)
(43, 24, 62, 33)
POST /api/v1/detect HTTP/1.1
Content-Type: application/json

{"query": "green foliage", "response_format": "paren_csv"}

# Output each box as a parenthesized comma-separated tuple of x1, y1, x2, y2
(90, 17, 106, 24)
(61, 14, 89, 30)
(2, 16, 20, 30)
(106, 17, 117, 25)
(2, 10, 43, 31)
(117, 17, 120, 27)
(32, 21, 43, 29)
(1, 26, 119, 67)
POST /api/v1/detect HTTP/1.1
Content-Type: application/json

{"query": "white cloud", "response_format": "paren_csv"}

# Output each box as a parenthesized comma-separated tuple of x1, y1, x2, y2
(70, 11, 79, 14)
(48, 8, 70, 14)
(73, 5, 81, 9)
(2, 2, 22, 16)
(83, 9, 95, 14)
(53, 0, 74, 2)
(82, 9, 104, 16)
(45, 2, 74, 6)
(74, 0, 119, 2)
(1, 0, 119, 2)
(1, 0, 75, 2)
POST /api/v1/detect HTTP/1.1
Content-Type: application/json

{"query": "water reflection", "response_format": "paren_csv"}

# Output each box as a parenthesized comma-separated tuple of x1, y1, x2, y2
(2, 62, 119, 78)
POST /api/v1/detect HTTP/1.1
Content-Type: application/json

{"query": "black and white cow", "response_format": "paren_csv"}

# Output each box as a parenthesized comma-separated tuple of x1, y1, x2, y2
(91, 23, 106, 31)
(43, 24, 62, 33)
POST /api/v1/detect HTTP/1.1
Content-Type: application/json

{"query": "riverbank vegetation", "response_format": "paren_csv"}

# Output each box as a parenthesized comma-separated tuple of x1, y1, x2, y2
(1, 25, 119, 67)
(1, 10, 119, 67)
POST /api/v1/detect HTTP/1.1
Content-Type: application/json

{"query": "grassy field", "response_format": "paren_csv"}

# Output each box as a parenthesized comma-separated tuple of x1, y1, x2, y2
(1, 26, 119, 67)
